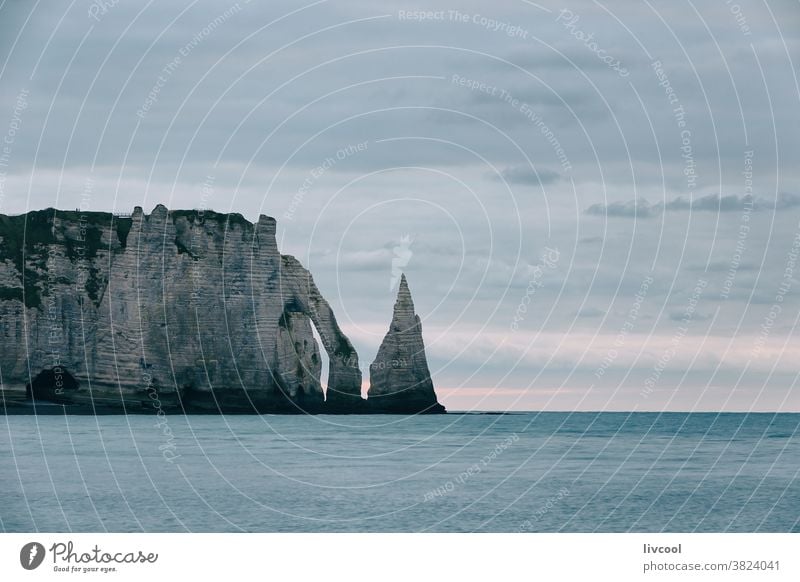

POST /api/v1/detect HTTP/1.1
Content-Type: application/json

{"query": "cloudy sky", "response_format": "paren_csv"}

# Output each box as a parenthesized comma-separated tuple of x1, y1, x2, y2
(1, 0, 798, 411)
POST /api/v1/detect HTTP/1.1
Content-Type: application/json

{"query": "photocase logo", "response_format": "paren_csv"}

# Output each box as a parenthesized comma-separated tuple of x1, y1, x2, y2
(20, 542, 45, 570)
(390, 234, 414, 291)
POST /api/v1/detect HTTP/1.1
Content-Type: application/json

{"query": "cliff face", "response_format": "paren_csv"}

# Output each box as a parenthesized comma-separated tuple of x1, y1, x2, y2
(0, 206, 363, 413)
(367, 274, 445, 413)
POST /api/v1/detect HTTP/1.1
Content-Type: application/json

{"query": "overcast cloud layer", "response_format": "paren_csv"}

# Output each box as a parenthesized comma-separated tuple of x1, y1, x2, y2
(1, 0, 798, 411)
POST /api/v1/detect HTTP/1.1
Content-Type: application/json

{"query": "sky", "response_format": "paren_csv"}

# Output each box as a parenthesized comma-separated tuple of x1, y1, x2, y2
(0, 0, 798, 411)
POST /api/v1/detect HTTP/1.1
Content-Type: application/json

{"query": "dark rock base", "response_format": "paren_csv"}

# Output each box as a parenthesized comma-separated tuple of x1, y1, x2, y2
(1, 388, 447, 415)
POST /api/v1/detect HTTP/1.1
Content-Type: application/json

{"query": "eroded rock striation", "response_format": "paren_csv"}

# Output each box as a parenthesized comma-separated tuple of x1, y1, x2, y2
(0, 206, 367, 413)
(367, 274, 445, 413)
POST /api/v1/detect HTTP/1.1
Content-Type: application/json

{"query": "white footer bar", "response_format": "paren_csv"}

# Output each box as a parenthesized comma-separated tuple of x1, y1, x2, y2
(1, 533, 796, 581)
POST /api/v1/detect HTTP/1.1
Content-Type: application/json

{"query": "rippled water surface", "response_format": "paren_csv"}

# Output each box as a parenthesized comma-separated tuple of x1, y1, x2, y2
(1, 412, 798, 532)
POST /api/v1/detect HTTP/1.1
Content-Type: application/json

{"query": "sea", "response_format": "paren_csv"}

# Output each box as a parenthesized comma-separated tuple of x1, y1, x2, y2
(1, 412, 797, 532)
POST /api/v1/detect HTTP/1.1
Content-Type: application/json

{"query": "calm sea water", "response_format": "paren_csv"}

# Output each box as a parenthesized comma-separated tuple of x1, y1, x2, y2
(1, 412, 797, 532)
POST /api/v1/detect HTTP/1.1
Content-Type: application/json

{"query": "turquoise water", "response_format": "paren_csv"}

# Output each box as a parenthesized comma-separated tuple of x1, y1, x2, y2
(1, 412, 797, 532)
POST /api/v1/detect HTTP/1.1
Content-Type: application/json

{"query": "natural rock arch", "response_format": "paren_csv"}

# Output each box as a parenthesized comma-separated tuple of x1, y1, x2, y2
(277, 256, 364, 411)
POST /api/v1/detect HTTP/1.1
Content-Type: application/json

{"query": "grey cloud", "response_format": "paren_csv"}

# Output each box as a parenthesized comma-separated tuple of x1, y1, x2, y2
(669, 311, 711, 322)
(663, 194, 753, 212)
(587, 194, 800, 218)
(497, 47, 644, 74)
(774, 192, 800, 209)
(575, 307, 606, 318)
(689, 260, 758, 273)
(585, 199, 659, 218)
(490, 166, 561, 186)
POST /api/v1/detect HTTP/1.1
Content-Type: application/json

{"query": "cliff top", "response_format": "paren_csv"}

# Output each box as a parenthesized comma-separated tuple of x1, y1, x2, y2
(0, 205, 271, 226)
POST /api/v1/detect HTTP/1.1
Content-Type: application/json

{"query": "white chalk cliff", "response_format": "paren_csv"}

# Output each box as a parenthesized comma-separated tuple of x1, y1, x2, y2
(367, 274, 445, 413)
(0, 206, 373, 413)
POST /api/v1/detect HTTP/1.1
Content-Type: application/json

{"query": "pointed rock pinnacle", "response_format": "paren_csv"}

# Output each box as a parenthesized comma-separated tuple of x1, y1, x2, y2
(367, 274, 445, 414)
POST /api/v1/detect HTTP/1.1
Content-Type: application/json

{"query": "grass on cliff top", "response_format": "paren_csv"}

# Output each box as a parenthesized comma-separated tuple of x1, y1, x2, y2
(0, 209, 124, 308)
(0, 208, 255, 309)
(0, 209, 113, 265)
(169, 209, 250, 228)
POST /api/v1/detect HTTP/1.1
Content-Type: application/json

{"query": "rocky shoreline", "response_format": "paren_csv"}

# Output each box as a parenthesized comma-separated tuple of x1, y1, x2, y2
(0, 206, 445, 415)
